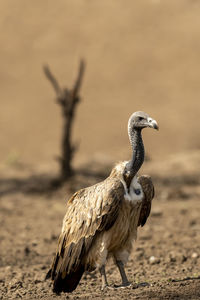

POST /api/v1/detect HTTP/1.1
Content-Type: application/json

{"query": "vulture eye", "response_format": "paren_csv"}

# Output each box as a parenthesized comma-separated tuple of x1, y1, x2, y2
(134, 189, 141, 195)
(138, 117, 144, 121)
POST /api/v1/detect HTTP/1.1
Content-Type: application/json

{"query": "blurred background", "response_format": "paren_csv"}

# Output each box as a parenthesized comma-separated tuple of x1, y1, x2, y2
(1, 0, 200, 172)
(0, 1, 200, 299)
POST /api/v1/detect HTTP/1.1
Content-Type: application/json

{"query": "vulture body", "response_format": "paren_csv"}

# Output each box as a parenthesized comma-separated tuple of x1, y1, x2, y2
(46, 111, 158, 294)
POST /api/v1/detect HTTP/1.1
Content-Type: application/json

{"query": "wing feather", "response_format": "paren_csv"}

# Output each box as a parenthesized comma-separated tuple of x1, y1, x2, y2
(49, 177, 124, 282)
(138, 175, 154, 227)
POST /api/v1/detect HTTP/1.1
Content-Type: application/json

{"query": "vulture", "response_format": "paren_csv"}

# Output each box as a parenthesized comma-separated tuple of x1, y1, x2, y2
(46, 111, 158, 294)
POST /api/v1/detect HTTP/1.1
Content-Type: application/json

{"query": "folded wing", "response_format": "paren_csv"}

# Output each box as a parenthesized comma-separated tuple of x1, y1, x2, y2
(47, 178, 124, 294)
(137, 175, 154, 227)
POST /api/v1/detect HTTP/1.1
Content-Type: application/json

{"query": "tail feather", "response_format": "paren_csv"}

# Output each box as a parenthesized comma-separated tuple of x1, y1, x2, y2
(53, 265, 84, 294)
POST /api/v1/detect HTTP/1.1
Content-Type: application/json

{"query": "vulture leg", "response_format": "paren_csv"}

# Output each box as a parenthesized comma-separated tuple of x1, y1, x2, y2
(99, 265, 108, 290)
(116, 260, 131, 287)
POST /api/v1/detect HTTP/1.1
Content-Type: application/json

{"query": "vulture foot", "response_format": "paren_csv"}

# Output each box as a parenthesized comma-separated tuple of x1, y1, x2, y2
(113, 282, 132, 289)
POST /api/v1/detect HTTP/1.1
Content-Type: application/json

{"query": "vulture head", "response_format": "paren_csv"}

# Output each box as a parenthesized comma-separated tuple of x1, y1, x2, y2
(128, 111, 159, 132)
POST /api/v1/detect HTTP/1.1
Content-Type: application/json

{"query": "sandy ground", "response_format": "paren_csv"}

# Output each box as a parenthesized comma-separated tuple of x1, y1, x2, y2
(0, 154, 200, 299)
(0, 0, 200, 299)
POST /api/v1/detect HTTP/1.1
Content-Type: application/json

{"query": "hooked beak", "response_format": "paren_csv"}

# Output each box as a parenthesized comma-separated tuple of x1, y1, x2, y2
(147, 118, 159, 130)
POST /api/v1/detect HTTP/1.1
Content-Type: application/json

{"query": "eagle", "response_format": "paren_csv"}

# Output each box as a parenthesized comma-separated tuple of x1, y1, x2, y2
(46, 111, 158, 294)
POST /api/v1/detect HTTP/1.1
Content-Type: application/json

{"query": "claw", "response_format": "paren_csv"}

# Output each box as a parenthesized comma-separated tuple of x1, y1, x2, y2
(113, 282, 132, 289)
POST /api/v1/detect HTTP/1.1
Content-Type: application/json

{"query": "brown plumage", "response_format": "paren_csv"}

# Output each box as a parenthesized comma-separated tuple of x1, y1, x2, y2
(46, 111, 158, 294)
(138, 175, 154, 227)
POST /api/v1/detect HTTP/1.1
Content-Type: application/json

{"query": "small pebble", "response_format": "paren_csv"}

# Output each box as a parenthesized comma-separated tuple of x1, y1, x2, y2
(32, 240, 38, 246)
(191, 252, 198, 259)
(24, 246, 30, 255)
(149, 256, 160, 265)
(151, 209, 163, 217)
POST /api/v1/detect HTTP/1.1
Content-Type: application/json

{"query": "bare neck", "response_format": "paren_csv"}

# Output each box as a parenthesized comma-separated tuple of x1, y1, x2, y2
(124, 128, 145, 188)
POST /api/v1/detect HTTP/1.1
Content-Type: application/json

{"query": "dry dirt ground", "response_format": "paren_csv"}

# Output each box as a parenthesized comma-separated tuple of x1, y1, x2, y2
(0, 153, 200, 300)
(1, 0, 200, 299)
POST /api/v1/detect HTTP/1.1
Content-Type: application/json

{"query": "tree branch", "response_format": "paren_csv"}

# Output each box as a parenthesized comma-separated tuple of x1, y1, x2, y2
(43, 65, 62, 98)
(72, 59, 85, 98)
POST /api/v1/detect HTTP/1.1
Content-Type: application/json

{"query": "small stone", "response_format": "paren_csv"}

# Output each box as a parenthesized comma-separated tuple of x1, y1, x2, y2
(32, 240, 38, 246)
(191, 252, 198, 259)
(24, 246, 30, 255)
(179, 254, 187, 263)
(34, 279, 42, 284)
(149, 256, 160, 265)
(189, 219, 196, 226)
(151, 209, 163, 217)
(166, 252, 187, 264)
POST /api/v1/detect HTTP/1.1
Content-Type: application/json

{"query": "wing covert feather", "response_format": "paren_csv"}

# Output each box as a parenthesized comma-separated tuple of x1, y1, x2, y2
(138, 175, 154, 227)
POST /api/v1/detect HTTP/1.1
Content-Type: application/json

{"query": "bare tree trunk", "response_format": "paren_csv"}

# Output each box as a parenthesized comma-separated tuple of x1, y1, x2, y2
(43, 60, 85, 181)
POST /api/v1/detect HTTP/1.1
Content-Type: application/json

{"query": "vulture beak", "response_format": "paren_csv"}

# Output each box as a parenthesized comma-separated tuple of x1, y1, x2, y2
(147, 118, 159, 130)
